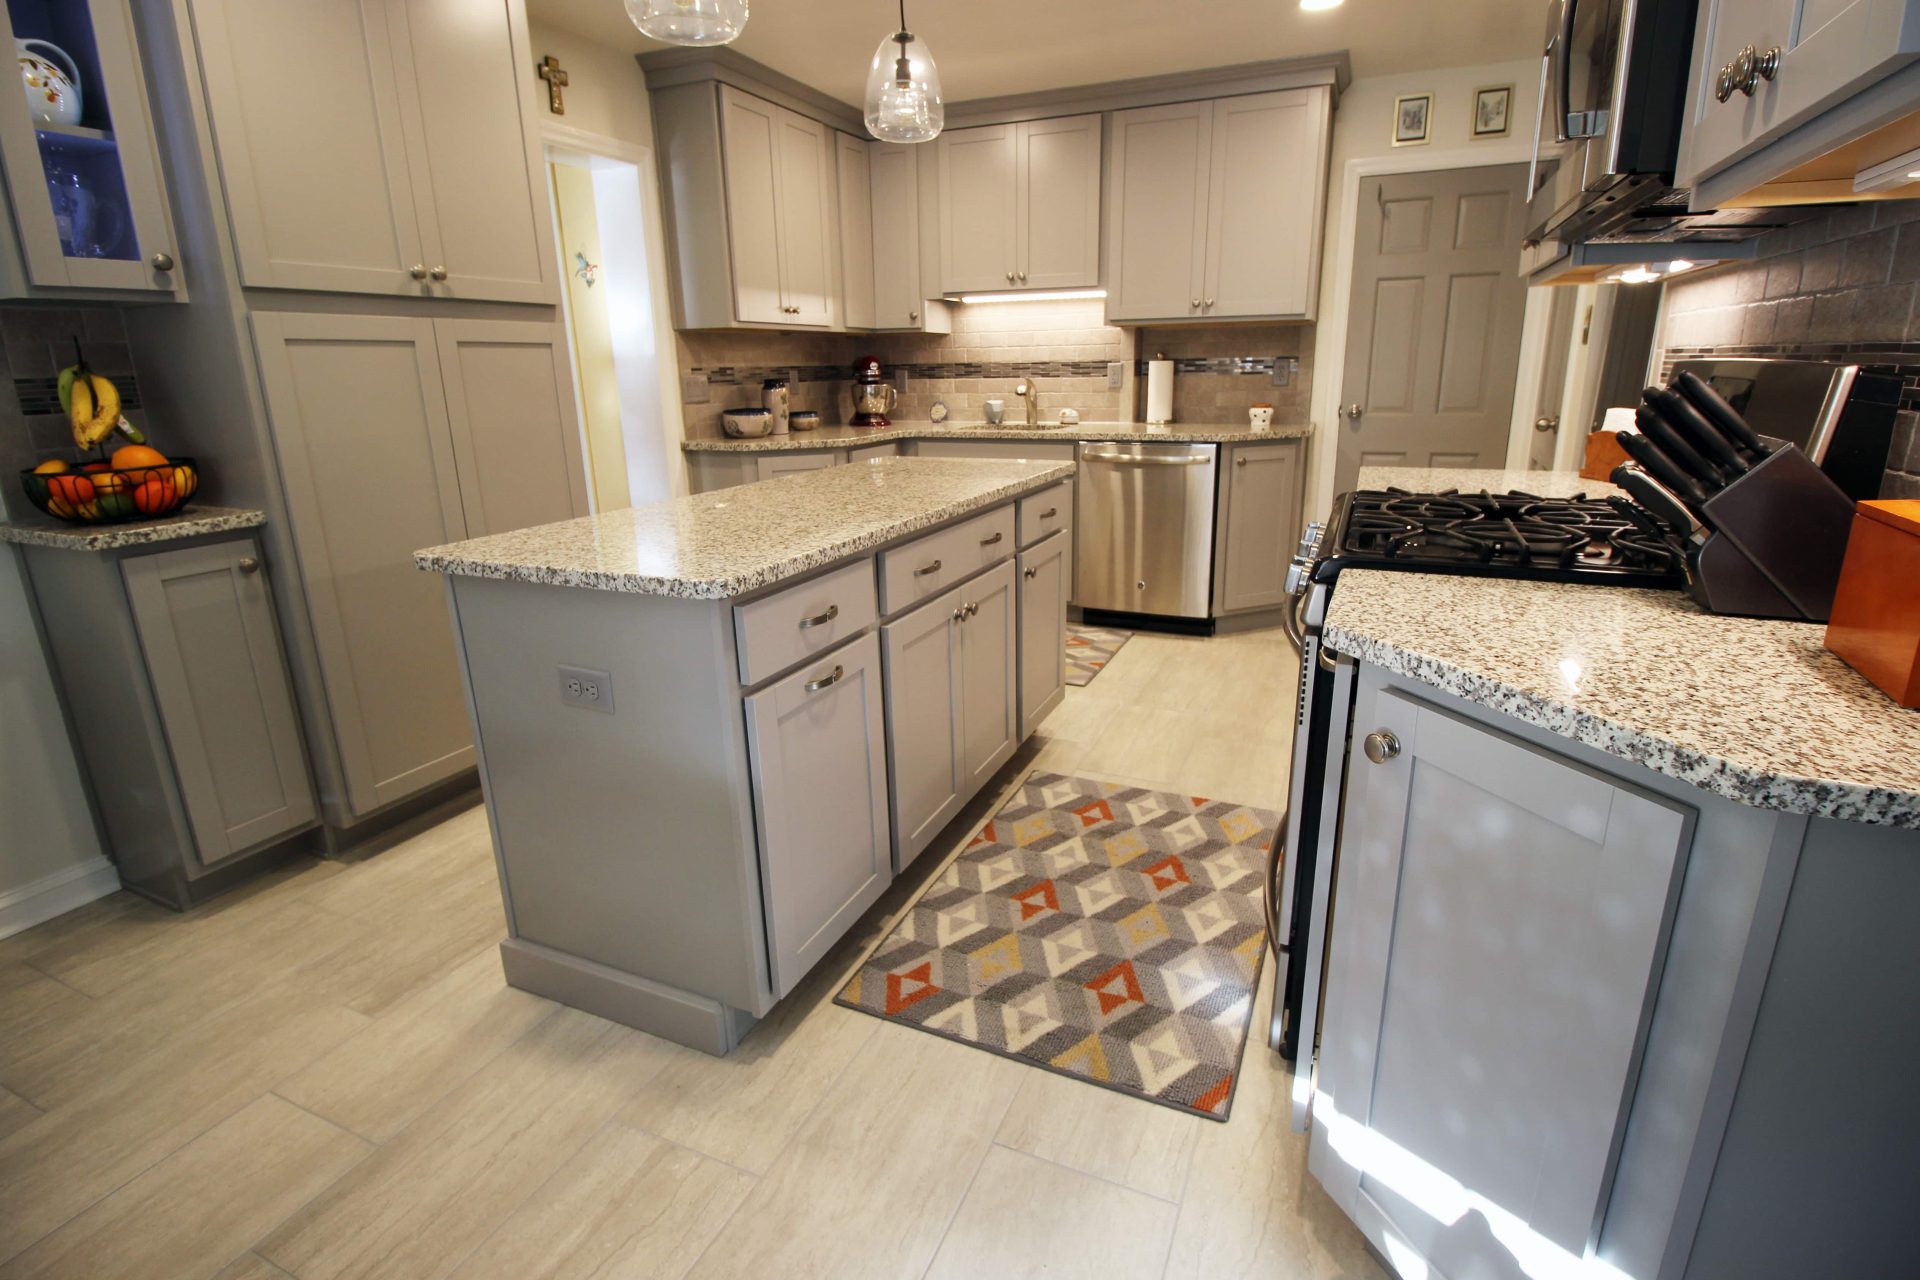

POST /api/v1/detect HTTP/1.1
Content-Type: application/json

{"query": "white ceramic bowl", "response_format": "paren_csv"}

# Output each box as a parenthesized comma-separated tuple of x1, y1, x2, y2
(721, 408, 773, 438)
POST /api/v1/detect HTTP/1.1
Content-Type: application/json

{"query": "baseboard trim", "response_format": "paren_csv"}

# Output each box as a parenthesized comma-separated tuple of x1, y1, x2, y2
(0, 856, 120, 940)
(499, 937, 757, 1056)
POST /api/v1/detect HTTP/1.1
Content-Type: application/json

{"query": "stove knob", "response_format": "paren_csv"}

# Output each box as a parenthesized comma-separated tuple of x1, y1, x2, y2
(1296, 521, 1326, 559)
(1284, 559, 1310, 596)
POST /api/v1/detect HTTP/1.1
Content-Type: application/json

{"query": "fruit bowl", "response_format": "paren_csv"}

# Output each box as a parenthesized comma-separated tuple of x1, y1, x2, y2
(20, 459, 200, 524)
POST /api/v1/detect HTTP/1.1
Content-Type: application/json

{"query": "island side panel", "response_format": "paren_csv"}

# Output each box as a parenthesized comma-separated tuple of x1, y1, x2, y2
(447, 574, 773, 1020)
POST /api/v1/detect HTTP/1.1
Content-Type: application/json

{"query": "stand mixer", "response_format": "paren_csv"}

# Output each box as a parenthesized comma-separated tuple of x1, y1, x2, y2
(848, 356, 898, 428)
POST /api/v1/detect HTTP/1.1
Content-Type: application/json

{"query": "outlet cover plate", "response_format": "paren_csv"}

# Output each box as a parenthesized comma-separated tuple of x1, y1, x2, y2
(558, 665, 614, 713)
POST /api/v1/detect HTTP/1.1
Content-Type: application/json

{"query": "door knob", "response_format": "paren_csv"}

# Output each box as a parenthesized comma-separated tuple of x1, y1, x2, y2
(1534, 415, 1560, 433)
(149, 251, 175, 272)
(1344, 403, 1363, 420)
(429, 266, 448, 281)
(410, 264, 428, 280)
(1362, 730, 1400, 764)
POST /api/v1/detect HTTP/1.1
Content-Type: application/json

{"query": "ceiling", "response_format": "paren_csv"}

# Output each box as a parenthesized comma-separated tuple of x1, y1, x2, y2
(528, 0, 1546, 106)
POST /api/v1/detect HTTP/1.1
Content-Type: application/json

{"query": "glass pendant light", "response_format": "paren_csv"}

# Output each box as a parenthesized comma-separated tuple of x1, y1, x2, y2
(864, 0, 943, 143)
(625, 0, 747, 47)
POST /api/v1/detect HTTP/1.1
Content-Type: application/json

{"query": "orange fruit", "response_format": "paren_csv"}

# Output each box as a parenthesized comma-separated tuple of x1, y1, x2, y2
(81, 461, 110, 472)
(111, 444, 169, 470)
(49, 473, 95, 505)
(133, 472, 174, 515)
(32, 458, 68, 475)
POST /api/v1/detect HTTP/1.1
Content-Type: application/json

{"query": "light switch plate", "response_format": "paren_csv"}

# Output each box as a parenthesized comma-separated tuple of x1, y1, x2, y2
(1107, 362, 1125, 391)
(1271, 358, 1297, 388)
(558, 665, 614, 713)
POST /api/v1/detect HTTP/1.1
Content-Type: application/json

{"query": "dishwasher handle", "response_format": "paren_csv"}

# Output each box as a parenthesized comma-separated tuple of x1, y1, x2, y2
(1082, 449, 1214, 466)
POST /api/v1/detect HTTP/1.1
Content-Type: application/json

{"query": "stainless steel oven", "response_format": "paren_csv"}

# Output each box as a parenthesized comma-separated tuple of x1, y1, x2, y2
(1527, 0, 1700, 242)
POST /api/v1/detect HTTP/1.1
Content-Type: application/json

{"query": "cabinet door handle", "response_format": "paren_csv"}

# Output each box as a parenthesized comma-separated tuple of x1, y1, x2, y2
(237, 556, 260, 574)
(804, 664, 844, 693)
(797, 603, 838, 629)
(979, 532, 1003, 546)
(410, 264, 428, 280)
(150, 251, 175, 272)
(1362, 730, 1401, 764)
(429, 265, 448, 281)
(1023, 565, 1037, 579)
(914, 559, 943, 576)
(1040, 506, 1057, 518)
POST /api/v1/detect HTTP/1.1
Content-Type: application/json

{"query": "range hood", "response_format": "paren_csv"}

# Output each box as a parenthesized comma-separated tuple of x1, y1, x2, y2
(1524, 190, 1808, 285)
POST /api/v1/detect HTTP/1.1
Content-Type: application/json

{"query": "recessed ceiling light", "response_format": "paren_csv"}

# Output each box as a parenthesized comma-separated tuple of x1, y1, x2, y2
(1300, 0, 1344, 9)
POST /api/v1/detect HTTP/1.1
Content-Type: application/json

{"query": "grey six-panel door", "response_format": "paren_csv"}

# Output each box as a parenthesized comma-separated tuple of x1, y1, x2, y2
(1335, 164, 1531, 496)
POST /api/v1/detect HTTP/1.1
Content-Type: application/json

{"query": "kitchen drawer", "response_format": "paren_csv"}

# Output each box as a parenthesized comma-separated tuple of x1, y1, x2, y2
(1018, 482, 1072, 547)
(879, 504, 1016, 615)
(734, 559, 879, 687)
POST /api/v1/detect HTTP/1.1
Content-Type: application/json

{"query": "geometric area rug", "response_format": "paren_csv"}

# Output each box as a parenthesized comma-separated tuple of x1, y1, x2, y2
(835, 773, 1278, 1121)
(1064, 624, 1132, 687)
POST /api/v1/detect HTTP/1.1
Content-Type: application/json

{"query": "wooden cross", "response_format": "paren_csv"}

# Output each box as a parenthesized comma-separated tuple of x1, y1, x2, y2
(537, 55, 568, 114)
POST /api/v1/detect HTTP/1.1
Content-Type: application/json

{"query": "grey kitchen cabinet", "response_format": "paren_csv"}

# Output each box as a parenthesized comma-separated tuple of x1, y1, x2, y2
(252, 311, 586, 818)
(1677, 0, 1920, 201)
(755, 451, 843, 482)
(937, 115, 1102, 294)
(836, 132, 876, 331)
(1017, 532, 1068, 738)
(0, 0, 179, 296)
(882, 558, 1019, 867)
(1312, 686, 1691, 1279)
(744, 631, 893, 997)
(1215, 439, 1304, 614)
(1106, 89, 1331, 321)
(188, 0, 555, 303)
(868, 143, 949, 331)
(714, 85, 838, 327)
(685, 449, 845, 492)
(123, 539, 317, 863)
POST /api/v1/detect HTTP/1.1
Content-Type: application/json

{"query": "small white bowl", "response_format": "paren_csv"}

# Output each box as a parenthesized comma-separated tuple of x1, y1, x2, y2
(721, 408, 773, 438)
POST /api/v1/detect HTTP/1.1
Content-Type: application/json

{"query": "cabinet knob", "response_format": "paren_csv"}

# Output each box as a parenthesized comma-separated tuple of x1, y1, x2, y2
(909, 309, 919, 321)
(1018, 271, 1027, 282)
(237, 556, 260, 574)
(1191, 298, 1201, 309)
(1235, 457, 1248, 467)
(149, 251, 175, 272)
(964, 601, 979, 618)
(1023, 565, 1038, 579)
(1204, 297, 1214, 308)
(1717, 44, 1780, 101)
(410, 264, 428, 280)
(1362, 730, 1401, 765)
(429, 265, 448, 281)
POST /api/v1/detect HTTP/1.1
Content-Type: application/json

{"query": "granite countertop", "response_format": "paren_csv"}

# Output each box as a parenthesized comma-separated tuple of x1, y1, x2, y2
(0, 505, 266, 551)
(1324, 570, 1920, 828)
(415, 457, 1076, 599)
(1356, 466, 1619, 499)
(684, 420, 1313, 452)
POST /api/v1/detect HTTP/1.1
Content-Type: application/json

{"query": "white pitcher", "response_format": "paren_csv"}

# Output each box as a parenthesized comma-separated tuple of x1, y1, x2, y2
(17, 39, 81, 128)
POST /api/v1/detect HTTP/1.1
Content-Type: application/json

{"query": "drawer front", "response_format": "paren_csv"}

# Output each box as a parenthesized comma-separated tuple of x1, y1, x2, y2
(880, 504, 1016, 615)
(1018, 482, 1072, 547)
(734, 558, 880, 687)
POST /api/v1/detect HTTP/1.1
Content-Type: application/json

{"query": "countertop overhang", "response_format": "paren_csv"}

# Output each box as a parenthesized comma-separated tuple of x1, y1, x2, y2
(414, 457, 1076, 599)
(683, 420, 1312, 451)
(1324, 569, 1920, 828)
(0, 505, 267, 551)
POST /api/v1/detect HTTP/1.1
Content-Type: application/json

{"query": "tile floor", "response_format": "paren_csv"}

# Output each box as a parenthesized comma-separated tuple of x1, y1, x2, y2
(0, 622, 1386, 1280)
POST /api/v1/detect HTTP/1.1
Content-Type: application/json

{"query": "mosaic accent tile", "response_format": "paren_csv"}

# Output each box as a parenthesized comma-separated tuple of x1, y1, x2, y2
(836, 772, 1277, 1120)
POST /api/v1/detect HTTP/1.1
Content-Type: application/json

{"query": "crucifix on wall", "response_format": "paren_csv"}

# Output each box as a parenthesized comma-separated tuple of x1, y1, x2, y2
(537, 55, 568, 114)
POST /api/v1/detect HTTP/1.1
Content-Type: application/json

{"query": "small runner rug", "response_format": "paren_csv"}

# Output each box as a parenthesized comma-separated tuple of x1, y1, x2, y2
(836, 772, 1277, 1120)
(1064, 625, 1131, 686)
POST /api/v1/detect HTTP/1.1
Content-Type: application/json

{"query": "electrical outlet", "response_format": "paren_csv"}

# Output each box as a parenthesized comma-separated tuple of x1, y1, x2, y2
(558, 665, 614, 713)
(1271, 358, 1297, 388)
(1107, 361, 1125, 391)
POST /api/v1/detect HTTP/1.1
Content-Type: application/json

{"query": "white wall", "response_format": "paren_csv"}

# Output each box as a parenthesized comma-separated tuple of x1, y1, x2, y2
(0, 551, 114, 936)
(1306, 57, 1544, 519)
(526, 20, 655, 147)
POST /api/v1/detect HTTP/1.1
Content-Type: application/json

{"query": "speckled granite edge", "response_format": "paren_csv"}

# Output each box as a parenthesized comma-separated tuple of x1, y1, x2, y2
(683, 421, 1314, 451)
(414, 461, 1076, 599)
(0, 505, 266, 551)
(1323, 620, 1920, 829)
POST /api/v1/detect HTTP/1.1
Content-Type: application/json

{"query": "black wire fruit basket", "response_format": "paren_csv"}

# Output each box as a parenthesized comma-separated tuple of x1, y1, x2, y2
(19, 458, 200, 524)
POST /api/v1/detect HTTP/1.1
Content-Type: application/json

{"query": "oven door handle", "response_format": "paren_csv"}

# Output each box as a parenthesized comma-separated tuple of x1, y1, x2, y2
(1263, 823, 1289, 959)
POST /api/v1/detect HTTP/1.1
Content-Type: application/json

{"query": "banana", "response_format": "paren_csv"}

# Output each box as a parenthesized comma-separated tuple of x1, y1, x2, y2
(67, 371, 94, 447)
(66, 370, 120, 451)
(57, 364, 77, 415)
(114, 415, 146, 445)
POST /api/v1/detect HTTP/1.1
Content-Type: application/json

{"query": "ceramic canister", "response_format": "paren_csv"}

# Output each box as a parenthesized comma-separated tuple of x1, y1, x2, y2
(762, 378, 790, 435)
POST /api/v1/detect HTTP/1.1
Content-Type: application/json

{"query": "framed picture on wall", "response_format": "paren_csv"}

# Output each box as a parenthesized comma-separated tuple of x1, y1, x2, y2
(1392, 93, 1432, 146)
(1473, 85, 1513, 139)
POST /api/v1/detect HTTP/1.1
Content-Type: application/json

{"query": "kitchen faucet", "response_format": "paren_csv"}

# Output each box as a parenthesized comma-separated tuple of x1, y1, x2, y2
(1014, 378, 1038, 426)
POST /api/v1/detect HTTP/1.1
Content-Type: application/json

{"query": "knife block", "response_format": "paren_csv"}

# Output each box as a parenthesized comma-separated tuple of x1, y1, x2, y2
(1684, 444, 1857, 621)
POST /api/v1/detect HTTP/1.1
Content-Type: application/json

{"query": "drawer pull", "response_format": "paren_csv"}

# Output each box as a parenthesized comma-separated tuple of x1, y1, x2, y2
(797, 603, 839, 630)
(1040, 507, 1057, 518)
(915, 559, 944, 576)
(804, 664, 844, 693)
(980, 532, 1004, 546)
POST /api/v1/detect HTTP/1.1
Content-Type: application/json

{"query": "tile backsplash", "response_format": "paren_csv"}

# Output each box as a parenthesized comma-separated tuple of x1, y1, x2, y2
(674, 299, 1312, 438)
(1, 306, 147, 520)
(1654, 203, 1920, 499)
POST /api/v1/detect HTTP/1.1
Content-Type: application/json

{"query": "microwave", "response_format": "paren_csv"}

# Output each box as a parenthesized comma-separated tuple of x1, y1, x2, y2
(1526, 0, 1701, 241)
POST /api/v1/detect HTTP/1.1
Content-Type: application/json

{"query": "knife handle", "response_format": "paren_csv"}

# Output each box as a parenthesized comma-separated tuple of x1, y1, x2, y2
(1674, 371, 1770, 458)
(1612, 462, 1704, 539)
(1617, 430, 1709, 507)
(1644, 386, 1751, 476)
(1635, 404, 1728, 490)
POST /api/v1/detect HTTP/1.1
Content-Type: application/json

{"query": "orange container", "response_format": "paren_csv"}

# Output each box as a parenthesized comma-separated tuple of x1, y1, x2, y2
(1823, 500, 1920, 707)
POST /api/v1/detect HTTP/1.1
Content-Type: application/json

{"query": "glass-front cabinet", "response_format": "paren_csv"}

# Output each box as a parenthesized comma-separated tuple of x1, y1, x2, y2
(0, 0, 177, 294)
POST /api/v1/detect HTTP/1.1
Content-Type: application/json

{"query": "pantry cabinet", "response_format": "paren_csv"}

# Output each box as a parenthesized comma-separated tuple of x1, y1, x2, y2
(1107, 88, 1330, 322)
(836, 133, 876, 331)
(937, 115, 1101, 294)
(1017, 532, 1068, 738)
(744, 631, 893, 997)
(1216, 440, 1305, 614)
(188, 0, 555, 303)
(252, 312, 586, 819)
(0, 0, 179, 295)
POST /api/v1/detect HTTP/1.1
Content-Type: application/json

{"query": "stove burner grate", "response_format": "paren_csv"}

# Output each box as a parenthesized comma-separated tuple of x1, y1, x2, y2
(1338, 488, 1683, 579)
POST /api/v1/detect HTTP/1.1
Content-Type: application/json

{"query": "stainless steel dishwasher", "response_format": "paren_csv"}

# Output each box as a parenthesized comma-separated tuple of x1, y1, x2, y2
(1076, 441, 1218, 618)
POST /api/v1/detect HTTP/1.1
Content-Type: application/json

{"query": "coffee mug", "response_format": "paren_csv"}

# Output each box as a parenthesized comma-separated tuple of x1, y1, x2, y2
(984, 399, 1005, 425)
(1249, 404, 1274, 430)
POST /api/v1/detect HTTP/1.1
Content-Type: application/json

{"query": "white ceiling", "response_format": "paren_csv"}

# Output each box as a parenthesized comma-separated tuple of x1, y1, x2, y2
(528, 0, 1546, 106)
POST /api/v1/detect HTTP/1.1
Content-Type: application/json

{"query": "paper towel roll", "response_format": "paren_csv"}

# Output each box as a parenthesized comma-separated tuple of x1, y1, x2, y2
(1602, 405, 1638, 434)
(1145, 359, 1174, 424)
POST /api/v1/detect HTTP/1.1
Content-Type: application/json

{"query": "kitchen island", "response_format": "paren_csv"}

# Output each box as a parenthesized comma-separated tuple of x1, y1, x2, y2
(415, 457, 1075, 1054)
(1306, 566, 1920, 1280)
